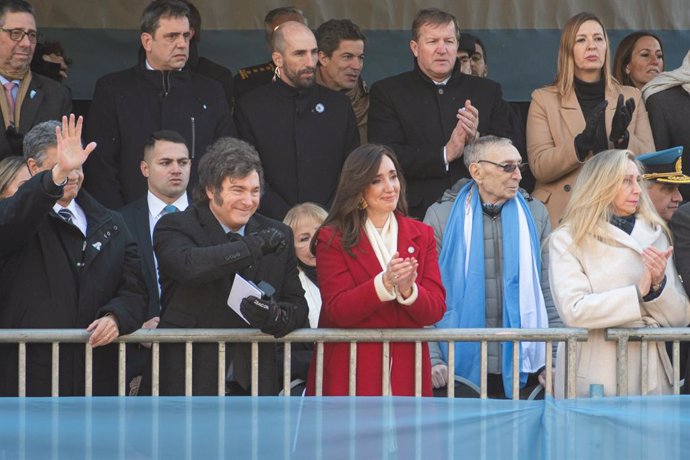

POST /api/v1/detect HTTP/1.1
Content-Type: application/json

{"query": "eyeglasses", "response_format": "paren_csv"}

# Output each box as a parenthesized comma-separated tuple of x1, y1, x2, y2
(1, 28, 39, 44)
(476, 160, 526, 173)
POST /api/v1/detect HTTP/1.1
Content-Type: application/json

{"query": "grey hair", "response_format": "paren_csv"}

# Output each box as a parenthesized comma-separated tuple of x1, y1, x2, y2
(194, 137, 264, 202)
(463, 135, 514, 168)
(23, 120, 60, 166)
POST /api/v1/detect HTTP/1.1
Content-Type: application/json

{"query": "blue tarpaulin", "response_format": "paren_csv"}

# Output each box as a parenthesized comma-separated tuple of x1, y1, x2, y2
(0, 396, 688, 459)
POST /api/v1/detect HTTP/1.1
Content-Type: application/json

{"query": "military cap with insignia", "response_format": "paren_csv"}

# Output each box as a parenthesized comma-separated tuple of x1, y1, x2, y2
(639, 146, 690, 184)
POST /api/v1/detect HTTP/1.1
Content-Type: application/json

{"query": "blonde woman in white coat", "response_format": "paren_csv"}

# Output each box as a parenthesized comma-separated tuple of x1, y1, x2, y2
(284, 203, 328, 327)
(549, 149, 690, 398)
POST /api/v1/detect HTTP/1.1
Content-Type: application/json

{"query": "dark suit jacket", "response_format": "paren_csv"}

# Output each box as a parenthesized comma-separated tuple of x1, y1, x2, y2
(235, 78, 359, 220)
(119, 196, 159, 318)
(368, 64, 512, 218)
(84, 57, 236, 209)
(0, 172, 147, 396)
(0, 72, 72, 160)
(150, 202, 308, 395)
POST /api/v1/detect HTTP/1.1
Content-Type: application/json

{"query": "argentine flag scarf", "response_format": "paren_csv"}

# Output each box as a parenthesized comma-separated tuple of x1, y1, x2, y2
(437, 181, 548, 398)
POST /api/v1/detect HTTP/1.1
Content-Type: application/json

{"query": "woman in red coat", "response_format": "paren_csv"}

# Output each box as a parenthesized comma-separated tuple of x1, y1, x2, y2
(306, 144, 446, 396)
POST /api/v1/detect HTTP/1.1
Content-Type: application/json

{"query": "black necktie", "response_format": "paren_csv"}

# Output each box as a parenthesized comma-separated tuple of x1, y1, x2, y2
(57, 208, 73, 224)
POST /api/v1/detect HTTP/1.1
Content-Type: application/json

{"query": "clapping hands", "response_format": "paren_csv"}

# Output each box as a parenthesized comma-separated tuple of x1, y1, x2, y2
(383, 252, 418, 298)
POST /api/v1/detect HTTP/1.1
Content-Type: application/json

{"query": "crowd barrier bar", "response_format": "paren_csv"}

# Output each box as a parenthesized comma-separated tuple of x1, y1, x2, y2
(0, 328, 589, 399)
(606, 327, 690, 396)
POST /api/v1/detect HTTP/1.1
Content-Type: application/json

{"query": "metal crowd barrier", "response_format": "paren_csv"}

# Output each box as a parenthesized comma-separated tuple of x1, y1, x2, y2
(0, 328, 591, 399)
(606, 327, 690, 396)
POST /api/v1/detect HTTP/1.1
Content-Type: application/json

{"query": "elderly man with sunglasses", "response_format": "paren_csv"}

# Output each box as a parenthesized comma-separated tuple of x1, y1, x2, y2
(423, 135, 561, 399)
(0, 0, 71, 160)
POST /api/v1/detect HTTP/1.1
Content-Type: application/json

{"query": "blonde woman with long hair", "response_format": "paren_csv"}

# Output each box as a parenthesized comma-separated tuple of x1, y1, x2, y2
(527, 12, 654, 228)
(549, 149, 690, 397)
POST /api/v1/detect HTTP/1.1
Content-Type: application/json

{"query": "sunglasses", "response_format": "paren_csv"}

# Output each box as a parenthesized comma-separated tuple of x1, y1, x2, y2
(476, 160, 526, 173)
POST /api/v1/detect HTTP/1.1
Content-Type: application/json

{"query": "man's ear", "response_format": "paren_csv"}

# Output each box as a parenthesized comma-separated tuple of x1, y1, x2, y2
(205, 186, 214, 202)
(141, 33, 153, 53)
(272, 51, 283, 68)
(140, 160, 149, 178)
(409, 40, 419, 58)
(469, 162, 482, 182)
(26, 158, 39, 175)
(318, 51, 329, 67)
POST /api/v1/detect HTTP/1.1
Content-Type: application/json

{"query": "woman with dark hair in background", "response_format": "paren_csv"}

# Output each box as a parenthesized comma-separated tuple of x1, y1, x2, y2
(305, 144, 445, 396)
(613, 32, 664, 90)
(527, 12, 654, 227)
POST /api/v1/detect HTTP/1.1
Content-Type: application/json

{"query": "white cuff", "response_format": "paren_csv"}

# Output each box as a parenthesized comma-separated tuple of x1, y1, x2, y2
(396, 283, 419, 305)
(443, 146, 449, 171)
(374, 272, 396, 302)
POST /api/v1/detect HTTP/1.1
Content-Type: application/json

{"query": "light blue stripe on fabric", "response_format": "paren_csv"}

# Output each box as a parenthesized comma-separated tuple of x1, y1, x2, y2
(0, 396, 689, 459)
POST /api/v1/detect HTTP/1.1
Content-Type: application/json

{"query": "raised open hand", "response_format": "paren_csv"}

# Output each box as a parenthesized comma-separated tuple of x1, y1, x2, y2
(52, 114, 97, 184)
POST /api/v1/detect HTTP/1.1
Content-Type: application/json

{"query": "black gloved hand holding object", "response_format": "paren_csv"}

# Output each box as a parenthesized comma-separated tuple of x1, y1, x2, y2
(609, 94, 635, 147)
(240, 295, 291, 337)
(574, 99, 607, 161)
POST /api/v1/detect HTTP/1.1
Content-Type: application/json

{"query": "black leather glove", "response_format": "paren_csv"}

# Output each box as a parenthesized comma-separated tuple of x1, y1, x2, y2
(244, 227, 287, 256)
(609, 94, 635, 147)
(574, 99, 607, 161)
(240, 295, 292, 338)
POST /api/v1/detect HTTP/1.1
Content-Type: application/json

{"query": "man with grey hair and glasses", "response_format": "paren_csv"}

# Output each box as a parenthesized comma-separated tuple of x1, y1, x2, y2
(0, 115, 147, 396)
(424, 135, 559, 399)
(0, 0, 71, 159)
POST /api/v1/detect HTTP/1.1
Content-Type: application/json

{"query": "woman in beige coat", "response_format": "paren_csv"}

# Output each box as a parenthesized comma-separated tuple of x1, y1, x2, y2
(527, 12, 654, 227)
(549, 150, 690, 398)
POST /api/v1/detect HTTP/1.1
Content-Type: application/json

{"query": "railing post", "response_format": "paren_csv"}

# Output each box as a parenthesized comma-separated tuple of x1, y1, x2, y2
(18, 342, 26, 398)
(545, 341, 553, 397)
(447, 340, 455, 399)
(118, 342, 126, 396)
(185, 341, 193, 396)
(51, 342, 59, 397)
(512, 340, 519, 400)
(480, 340, 488, 399)
(414, 341, 422, 397)
(283, 341, 291, 397)
(566, 338, 576, 399)
(616, 335, 629, 397)
(315, 342, 324, 396)
(251, 341, 258, 397)
(152, 342, 160, 397)
(673, 340, 680, 395)
(84, 343, 92, 397)
(348, 341, 357, 396)
(381, 341, 390, 396)
(217, 342, 226, 396)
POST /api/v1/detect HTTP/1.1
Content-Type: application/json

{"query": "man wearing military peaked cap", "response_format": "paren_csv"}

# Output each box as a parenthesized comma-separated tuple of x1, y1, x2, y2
(639, 146, 690, 222)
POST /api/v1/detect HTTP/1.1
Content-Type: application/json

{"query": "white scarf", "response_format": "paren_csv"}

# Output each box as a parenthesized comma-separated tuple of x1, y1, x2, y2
(642, 50, 690, 101)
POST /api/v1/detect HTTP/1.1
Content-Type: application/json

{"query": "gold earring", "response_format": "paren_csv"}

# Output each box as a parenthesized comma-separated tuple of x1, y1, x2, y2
(358, 197, 368, 209)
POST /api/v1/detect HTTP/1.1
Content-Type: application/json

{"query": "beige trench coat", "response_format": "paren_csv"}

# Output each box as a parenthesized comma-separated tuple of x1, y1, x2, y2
(549, 218, 690, 398)
(527, 83, 654, 228)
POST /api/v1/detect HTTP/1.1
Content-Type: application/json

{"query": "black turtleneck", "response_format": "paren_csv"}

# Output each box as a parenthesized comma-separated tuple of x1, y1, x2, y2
(574, 77, 608, 156)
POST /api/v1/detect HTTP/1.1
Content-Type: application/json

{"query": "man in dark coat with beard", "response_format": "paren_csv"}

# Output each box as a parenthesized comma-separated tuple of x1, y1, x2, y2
(0, 115, 147, 396)
(83, 0, 235, 209)
(234, 21, 359, 221)
(368, 8, 512, 218)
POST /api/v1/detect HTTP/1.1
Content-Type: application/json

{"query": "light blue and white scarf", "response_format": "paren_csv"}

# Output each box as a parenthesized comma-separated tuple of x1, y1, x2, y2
(437, 181, 548, 398)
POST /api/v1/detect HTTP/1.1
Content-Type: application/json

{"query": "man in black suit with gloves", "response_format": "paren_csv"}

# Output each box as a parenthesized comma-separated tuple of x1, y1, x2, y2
(151, 136, 308, 396)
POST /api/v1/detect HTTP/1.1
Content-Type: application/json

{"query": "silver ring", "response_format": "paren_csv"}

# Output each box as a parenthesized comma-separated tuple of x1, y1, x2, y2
(394, 274, 399, 280)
